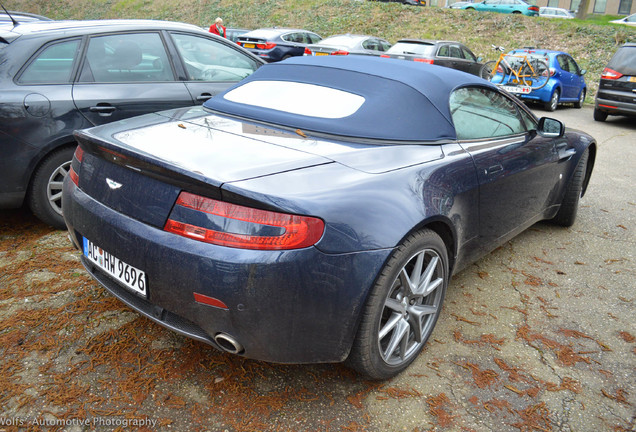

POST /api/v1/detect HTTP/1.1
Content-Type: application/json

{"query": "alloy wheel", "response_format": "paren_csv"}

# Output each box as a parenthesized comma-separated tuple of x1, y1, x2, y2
(378, 248, 444, 365)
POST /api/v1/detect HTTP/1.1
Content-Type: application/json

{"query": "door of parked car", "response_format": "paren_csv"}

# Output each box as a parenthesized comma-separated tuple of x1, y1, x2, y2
(72, 32, 194, 126)
(436, 43, 482, 76)
(555, 54, 585, 99)
(450, 87, 562, 244)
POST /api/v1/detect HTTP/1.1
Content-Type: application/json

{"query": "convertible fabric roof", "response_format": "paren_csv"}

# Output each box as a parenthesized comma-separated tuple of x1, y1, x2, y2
(203, 56, 494, 142)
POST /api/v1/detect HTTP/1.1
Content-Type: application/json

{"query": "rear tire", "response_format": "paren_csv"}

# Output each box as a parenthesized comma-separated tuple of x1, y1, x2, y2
(545, 89, 560, 111)
(593, 108, 607, 122)
(551, 148, 589, 227)
(28, 146, 75, 230)
(347, 229, 448, 380)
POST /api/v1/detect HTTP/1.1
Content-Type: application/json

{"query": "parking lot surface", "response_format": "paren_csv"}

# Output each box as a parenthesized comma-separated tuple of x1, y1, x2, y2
(0, 106, 634, 431)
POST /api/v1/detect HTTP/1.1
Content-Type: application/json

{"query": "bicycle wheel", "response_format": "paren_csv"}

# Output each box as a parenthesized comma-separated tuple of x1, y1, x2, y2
(481, 60, 507, 85)
(521, 59, 549, 90)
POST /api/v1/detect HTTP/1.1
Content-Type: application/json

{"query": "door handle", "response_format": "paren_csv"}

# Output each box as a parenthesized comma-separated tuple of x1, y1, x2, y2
(196, 93, 213, 102)
(486, 164, 504, 175)
(89, 105, 116, 114)
(558, 148, 576, 160)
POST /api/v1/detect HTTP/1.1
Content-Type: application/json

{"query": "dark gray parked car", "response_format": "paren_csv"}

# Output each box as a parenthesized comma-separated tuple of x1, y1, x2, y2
(593, 43, 636, 122)
(380, 39, 484, 77)
(0, 19, 263, 228)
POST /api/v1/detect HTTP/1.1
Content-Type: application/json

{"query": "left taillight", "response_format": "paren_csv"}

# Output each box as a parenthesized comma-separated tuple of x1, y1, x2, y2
(414, 58, 434, 64)
(164, 192, 325, 250)
(256, 42, 276, 50)
(69, 146, 84, 186)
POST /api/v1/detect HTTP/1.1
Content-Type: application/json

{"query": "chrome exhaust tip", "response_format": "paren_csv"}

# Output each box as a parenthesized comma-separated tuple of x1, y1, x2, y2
(214, 333, 244, 354)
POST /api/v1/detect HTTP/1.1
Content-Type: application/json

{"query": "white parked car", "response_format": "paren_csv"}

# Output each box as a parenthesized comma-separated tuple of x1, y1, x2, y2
(539, 7, 575, 18)
(610, 13, 636, 26)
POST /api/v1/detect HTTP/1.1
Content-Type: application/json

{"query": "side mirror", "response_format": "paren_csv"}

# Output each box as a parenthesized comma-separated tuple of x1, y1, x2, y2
(538, 117, 565, 138)
(477, 57, 483, 62)
(580, 69, 587, 75)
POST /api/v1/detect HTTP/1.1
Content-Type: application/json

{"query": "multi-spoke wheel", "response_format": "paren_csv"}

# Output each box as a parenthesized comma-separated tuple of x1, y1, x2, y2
(29, 146, 76, 229)
(347, 229, 448, 380)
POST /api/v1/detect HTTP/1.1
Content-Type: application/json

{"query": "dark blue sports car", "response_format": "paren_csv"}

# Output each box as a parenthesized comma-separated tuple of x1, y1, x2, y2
(63, 57, 596, 379)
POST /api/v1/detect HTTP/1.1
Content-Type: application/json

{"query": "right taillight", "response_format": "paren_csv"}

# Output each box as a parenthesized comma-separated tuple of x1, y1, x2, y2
(69, 146, 84, 186)
(414, 58, 434, 64)
(304, 47, 312, 56)
(601, 67, 623, 80)
(164, 192, 325, 250)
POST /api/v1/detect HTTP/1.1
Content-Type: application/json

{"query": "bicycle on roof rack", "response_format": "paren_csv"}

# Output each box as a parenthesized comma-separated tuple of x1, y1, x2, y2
(480, 45, 550, 94)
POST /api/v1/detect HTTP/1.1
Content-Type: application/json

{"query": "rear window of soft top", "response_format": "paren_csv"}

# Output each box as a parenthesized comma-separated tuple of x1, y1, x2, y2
(607, 45, 636, 76)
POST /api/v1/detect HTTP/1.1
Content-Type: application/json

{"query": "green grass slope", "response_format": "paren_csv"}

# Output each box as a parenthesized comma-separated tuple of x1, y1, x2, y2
(4, 0, 636, 97)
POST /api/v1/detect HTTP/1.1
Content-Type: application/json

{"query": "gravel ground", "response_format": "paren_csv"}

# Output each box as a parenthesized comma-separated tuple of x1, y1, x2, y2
(0, 107, 634, 431)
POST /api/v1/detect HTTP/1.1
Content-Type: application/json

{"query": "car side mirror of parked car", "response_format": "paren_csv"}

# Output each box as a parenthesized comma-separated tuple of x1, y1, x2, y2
(580, 69, 586, 75)
(538, 117, 565, 138)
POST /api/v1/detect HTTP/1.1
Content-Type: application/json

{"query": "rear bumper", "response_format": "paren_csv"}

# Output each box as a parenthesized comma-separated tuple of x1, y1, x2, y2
(595, 94, 636, 117)
(63, 179, 391, 364)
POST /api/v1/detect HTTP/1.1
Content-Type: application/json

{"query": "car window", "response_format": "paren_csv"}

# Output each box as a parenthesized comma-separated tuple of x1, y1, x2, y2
(78, 33, 173, 83)
(607, 46, 636, 75)
(362, 39, 379, 51)
(557, 54, 572, 72)
(449, 87, 526, 140)
(566, 56, 580, 74)
(379, 40, 391, 52)
(18, 39, 81, 84)
(170, 32, 260, 82)
(449, 45, 463, 59)
(438, 45, 450, 57)
(307, 33, 322, 44)
(461, 47, 477, 62)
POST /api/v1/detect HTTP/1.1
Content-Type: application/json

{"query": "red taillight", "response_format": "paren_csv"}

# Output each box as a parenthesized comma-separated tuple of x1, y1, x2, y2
(69, 146, 84, 186)
(256, 42, 276, 50)
(414, 58, 434, 64)
(380, 54, 390, 58)
(331, 50, 349, 56)
(601, 67, 623, 80)
(304, 47, 312, 55)
(547, 67, 555, 77)
(529, 6, 539, 11)
(236, 41, 242, 46)
(164, 192, 325, 250)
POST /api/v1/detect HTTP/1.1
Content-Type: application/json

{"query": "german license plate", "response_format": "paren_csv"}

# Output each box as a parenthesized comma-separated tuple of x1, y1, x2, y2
(502, 85, 531, 94)
(83, 237, 147, 297)
(243, 43, 255, 49)
(315, 52, 328, 56)
(629, 76, 636, 83)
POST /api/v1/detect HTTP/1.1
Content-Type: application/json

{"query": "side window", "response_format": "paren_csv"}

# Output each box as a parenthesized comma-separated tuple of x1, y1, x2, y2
(449, 87, 526, 140)
(449, 45, 463, 59)
(461, 47, 476, 62)
(559, 55, 572, 73)
(308, 33, 322, 44)
(379, 40, 392, 52)
(79, 33, 173, 83)
(18, 39, 81, 84)
(171, 33, 260, 82)
(362, 39, 378, 51)
(567, 56, 580, 74)
(438, 45, 450, 57)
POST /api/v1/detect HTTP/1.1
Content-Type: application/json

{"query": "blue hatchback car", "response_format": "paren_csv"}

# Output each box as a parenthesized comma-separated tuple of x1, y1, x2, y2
(507, 48, 587, 111)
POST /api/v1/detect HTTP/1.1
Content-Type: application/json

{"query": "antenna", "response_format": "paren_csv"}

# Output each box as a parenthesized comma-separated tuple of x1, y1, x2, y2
(0, 2, 19, 27)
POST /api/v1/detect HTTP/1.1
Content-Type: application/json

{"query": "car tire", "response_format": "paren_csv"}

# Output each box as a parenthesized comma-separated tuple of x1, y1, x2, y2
(347, 229, 448, 380)
(593, 108, 608, 122)
(551, 148, 589, 227)
(545, 89, 559, 111)
(28, 146, 75, 230)
(574, 89, 585, 109)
